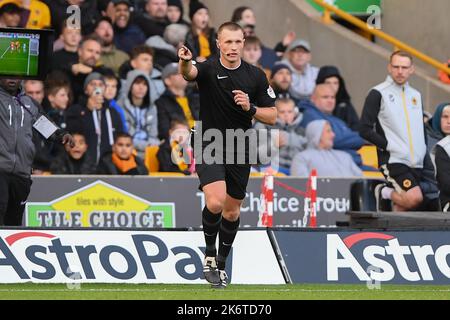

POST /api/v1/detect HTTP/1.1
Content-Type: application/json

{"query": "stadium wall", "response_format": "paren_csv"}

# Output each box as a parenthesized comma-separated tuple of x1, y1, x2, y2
(200, 0, 450, 114)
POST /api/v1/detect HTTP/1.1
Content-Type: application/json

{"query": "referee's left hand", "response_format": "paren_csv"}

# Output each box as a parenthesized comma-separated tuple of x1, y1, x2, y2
(232, 90, 250, 111)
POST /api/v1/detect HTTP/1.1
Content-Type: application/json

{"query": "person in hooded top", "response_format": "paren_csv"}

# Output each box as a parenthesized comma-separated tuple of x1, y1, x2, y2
(291, 120, 362, 177)
(117, 69, 160, 158)
(315, 65, 360, 131)
(434, 135, 450, 211)
(425, 102, 450, 152)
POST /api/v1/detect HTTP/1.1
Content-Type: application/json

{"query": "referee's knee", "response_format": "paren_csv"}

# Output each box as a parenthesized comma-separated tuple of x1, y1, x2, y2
(206, 197, 226, 214)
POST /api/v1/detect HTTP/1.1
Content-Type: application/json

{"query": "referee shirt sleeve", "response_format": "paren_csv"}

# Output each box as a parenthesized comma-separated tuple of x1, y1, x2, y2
(194, 61, 208, 83)
(254, 69, 276, 108)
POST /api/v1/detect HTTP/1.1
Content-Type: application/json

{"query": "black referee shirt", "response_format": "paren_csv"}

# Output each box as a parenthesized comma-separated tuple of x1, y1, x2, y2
(195, 55, 276, 134)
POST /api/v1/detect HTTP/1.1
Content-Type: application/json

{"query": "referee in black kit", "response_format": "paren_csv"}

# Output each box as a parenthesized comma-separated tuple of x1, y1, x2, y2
(178, 22, 277, 288)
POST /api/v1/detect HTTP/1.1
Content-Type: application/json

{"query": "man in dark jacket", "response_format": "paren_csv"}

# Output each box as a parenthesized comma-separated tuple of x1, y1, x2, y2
(66, 72, 124, 164)
(50, 132, 97, 174)
(134, 0, 170, 38)
(97, 133, 148, 175)
(316, 66, 360, 131)
(0, 79, 72, 226)
(113, 0, 146, 54)
(156, 62, 199, 140)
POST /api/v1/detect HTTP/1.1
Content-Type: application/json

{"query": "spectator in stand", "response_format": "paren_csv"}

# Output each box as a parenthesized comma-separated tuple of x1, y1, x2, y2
(184, 0, 216, 63)
(30, 76, 72, 174)
(23, 80, 45, 105)
(242, 36, 270, 80)
(135, 0, 170, 38)
(300, 84, 364, 168)
(97, 132, 148, 175)
(43, 74, 72, 129)
(145, 34, 178, 70)
(68, 35, 112, 103)
(425, 103, 450, 152)
(254, 97, 307, 175)
(51, 23, 82, 73)
(438, 60, 450, 85)
(94, 16, 129, 76)
(274, 31, 297, 57)
(164, 23, 189, 51)
(269, 64, 298, 103)
(156, 62, 199, 141)
(0, 2, 22, 27)
(316, 66, 360, 131)
(112, 0, 146, 54)
(230, 6, 279, 69)
(434, 135, 450, 211)
(50, 132, 97, 174)
(157, 119, 194, 175)
(282, 39, 319, 100)
(44, 0, 100, 37)
(66, 72, 124, 164)
(103, 70, 128, 132)
(291, 120, 362, 177)
(119, 45, 165, 103)
(117, 70, 159, 158)
(167, 0, 189, 26)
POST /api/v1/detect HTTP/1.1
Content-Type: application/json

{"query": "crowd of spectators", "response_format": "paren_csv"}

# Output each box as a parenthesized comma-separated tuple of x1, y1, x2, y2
(1, 0, 448, 197)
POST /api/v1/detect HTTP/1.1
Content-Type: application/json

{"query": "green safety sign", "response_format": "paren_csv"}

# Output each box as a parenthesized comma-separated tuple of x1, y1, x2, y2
(307, 0, 381, 15)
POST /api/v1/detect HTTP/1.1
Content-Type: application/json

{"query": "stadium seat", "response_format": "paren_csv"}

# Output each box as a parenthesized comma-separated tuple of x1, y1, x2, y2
(149, 172, 185, 177)
(358, 145, 378, 169)
(144, 145, 160, 173)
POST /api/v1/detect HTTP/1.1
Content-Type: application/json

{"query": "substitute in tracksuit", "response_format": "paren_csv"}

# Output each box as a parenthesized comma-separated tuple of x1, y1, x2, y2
(360, 51, 436, 212)
(0, 79, 72, 226)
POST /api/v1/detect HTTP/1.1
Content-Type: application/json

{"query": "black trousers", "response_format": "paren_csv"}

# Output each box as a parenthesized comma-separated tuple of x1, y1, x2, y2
(0, 172, 32, 226)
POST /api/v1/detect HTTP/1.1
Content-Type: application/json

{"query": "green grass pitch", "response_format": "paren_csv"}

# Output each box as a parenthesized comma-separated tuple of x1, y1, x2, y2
(0, 37, 38, 76)
(0, 284, 449, 300)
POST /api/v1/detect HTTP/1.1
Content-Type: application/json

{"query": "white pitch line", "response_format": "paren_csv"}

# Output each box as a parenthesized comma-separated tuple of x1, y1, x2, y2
(0, 46, 10, 59)
(0, 288, 449, 293)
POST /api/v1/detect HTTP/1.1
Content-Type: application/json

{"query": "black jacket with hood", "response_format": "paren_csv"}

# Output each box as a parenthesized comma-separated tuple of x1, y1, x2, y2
(316, 66, 360, 131)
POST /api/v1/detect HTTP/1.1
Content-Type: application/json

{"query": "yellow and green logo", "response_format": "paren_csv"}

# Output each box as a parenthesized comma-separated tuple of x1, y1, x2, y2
(26, 181, 175, 228)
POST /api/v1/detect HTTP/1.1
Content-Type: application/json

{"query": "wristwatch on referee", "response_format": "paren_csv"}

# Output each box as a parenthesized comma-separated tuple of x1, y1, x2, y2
(246, 103, 257, 117)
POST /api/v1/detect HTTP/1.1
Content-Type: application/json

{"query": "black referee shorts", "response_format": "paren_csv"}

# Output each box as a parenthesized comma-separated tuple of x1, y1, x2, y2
(196, 163, 251, 200)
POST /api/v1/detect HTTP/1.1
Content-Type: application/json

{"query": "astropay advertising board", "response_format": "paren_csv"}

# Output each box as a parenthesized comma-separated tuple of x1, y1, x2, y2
(0, 229, 285, 284)
(273, 230, 450, 284)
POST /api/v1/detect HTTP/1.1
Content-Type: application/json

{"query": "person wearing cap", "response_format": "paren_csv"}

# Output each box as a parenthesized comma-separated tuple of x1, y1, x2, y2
(117, 69, 160, 158)
(155, 62, 199, 141)
(0, 2, 23, 27)
(94, 16, 129, 76)
(282, 39, 319, 100)
(316, 65, 359, 131)
(112, 0, 147, 55)
(270, 63, 299, 103)
(184, 0, 216, 62)
(135, 0, 170, 38)
(167, 0, 189, 26)
(66, 72, 124, 164)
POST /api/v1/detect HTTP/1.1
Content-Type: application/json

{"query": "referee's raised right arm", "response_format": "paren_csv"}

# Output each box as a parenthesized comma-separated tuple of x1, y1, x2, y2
(178, 46, 198, 81)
